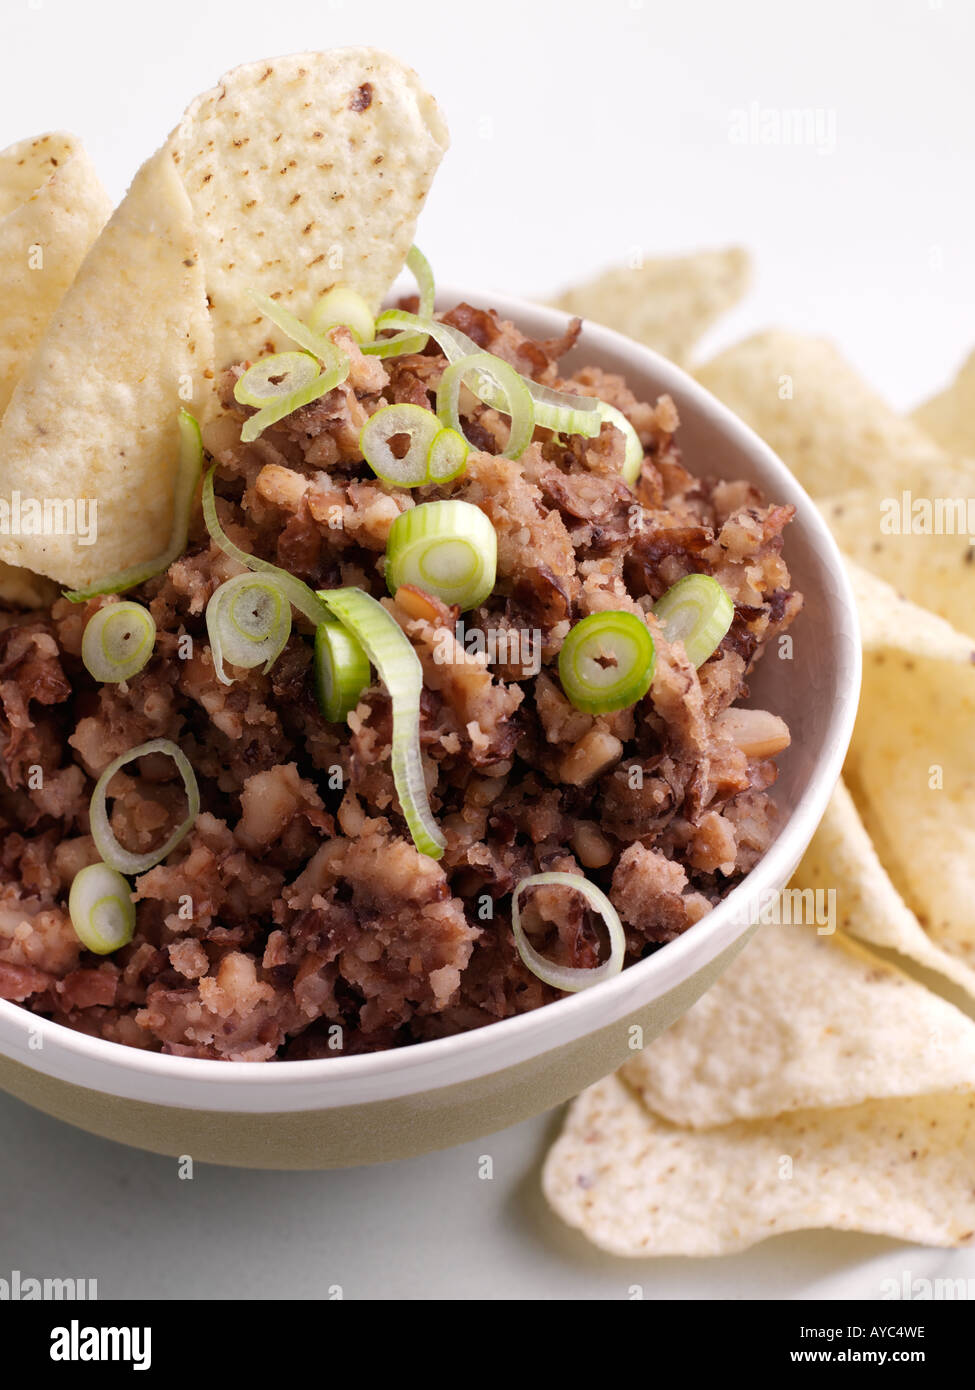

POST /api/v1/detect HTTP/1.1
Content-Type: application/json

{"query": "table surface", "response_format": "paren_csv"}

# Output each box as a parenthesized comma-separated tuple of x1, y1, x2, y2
(3, 0, 974, 1299)
(2, 1089, 972, 1300)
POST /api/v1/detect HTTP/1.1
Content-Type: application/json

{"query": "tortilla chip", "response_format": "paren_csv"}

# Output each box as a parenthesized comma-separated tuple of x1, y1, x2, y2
(622, 924, 975, 1128)
(170, 49, 448, 368)
(913, 348, 975, 458)
(821, 459, 975, 641)
(0, 132, 111, 417)
(550, 247, 749, 366)
(695, 331, 943, 497)
(794, 780, 975, 998)
(846, 556, 975, 663)
(0, 132, 112, 605)
(0, 563, 58, 609)
(543, 1074, 975, 1256)
(0, 50, 448, 588)
(0, 148, 211, 588)
(846, 647, 975, 962)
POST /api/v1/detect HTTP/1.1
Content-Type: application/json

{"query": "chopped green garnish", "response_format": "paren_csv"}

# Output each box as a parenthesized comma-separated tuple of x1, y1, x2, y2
(69, 862, 136, 956)
(206, 573, 292, 685)
(653, 574, 734, 667)
(81, 602, 156, 684)
(313, 614, 371, 722)
(558, 610, 656, 714)
(385, 499, 497, 612)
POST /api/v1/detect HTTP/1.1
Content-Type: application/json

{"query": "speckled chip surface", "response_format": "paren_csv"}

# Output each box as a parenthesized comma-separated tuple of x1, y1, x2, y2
(0, 49, 447, 586)
(169, 48, 449, 367)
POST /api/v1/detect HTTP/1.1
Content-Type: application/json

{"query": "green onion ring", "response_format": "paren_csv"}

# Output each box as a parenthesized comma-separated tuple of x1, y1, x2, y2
(249, 289, 349, 364)
(511, 872, 625, 992)
(427, 427, 469, 483)
(437, 352, 535, 460)
(90, 737, 200, 876)
(652, 574, 734, 668)
(385, 500, 497, 611)
(64, 410, 203, 602)
(206, 573, 292, 685)
(234, 351, 320, 407)
(318, 587, 445, 859)
(234, 348, 349, 444)
(360, 246, 436, 359)
(308, 286, 376, 343)
(202, 467, 332, 629)
(373, 309, 602, 438)
(558, 611, 656, 714)
(597, 401, 644, 484)
(406, 244, 436, 316)
(360, 403, 443, 486)
(313, 612, 372, 722)
(68, 862, 136, 956)
(81, 602, 156, 684)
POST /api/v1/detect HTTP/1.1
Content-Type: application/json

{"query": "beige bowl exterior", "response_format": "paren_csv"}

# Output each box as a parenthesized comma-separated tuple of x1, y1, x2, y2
(0, 289, 860, 1169)
(0, 928, 757, 1168)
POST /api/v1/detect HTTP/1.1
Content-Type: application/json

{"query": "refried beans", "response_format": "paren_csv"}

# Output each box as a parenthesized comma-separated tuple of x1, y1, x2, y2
(0, 302, 801, 1060)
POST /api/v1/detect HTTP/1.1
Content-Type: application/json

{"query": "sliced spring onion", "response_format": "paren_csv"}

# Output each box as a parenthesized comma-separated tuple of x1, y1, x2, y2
(68, 862, 136, 955)
(597, 401, 644, 485)
(202, 467, 332, 629)
(653, 574, 734, 667)
(386, 500, 497, 611)
(523, 380, 604, 438)
(318, 587, 445, 859)
(90, 738, 200, 876)
(64, 410, 203, 602)
(313, 614, 371, 722)
(373, 309, 602, 438)
(360, 408, 471, 488)
(249, 289, 347, 364)
(360, 246, 436, 358)
(206, 574, 292, 684)
(427, 426, 469, 483)
(558, 610, 656, 714)
(406, 244, 436, 316)
(511, 872, 625, 992)
(360, 404, 442, 486)
(234, 351, 320, 407)
(437, 352, 535, 460)
(309, 286, 375, 343)
(81, 602, 156, 684)
(234, 349, 349, 444)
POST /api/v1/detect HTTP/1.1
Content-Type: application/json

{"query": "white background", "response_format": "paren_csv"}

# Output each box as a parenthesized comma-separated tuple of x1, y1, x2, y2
(3, 0, 974, 406)
(2, 0, 974, 1300)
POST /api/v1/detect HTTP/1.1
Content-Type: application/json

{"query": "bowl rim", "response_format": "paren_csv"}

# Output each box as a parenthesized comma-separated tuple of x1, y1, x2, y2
(0, 286, 862, 1091)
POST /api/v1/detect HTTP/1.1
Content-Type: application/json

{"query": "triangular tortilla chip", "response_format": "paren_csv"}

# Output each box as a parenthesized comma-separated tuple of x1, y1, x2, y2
(0, 149, 211, 588)
(820, 460, 975, 642)
(794, 780, 975, 998)
(550, 247, 749, 366)
(543, 1074, 975, 1256)
(0, 131, 111, 415)
(846, 556, 975, 663)
(0, 50, 448, 588)
(846, 647, 975, 962)
(0, 132, 111, 607)
(170, 49, 448, 367)
(695, 331, 943, 497)
(913, 348, 975, 458)
(622, 922, 975, 1127)
(803, 578, 975, 995)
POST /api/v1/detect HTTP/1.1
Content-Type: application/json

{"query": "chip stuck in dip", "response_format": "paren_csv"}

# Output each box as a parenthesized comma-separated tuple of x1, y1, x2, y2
(0, 50, 800, 1060)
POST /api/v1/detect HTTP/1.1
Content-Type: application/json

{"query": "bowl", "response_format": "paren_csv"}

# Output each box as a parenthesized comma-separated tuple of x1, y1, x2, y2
(0, 288, 861, 1168)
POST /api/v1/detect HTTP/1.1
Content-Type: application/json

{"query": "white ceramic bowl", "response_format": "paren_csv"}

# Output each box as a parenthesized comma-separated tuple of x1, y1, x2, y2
(0, 289, 861, 1167)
